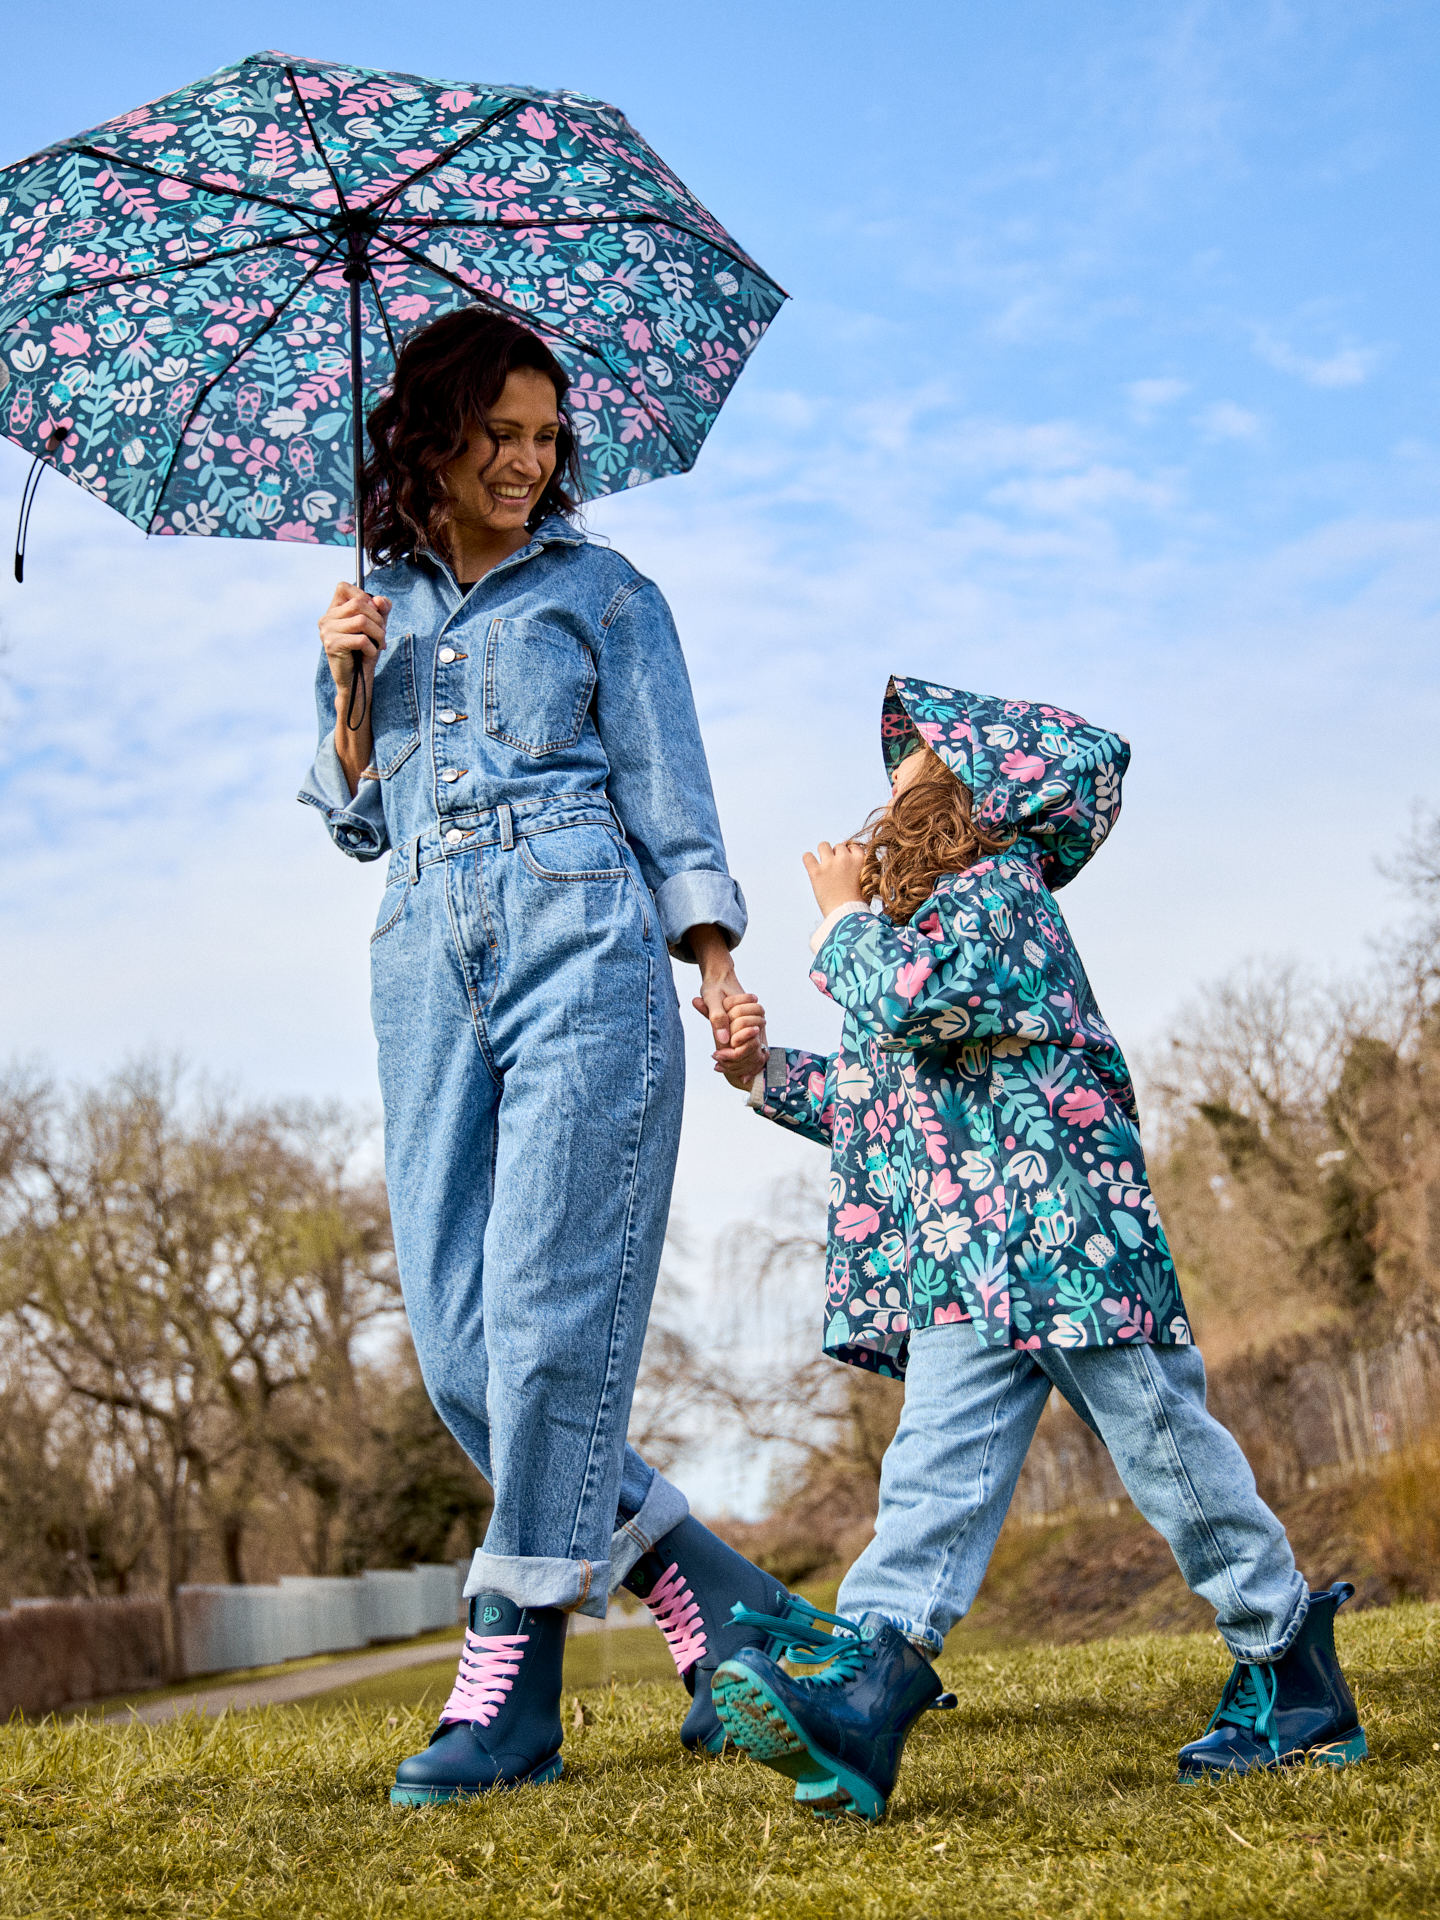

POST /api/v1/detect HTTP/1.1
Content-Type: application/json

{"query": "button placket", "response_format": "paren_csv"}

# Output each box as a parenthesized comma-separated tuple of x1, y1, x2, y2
(432, 636, 470, 810)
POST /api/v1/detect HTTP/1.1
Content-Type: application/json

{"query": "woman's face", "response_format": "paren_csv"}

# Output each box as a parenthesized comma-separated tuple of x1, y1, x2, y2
(442, 366, 560, 540)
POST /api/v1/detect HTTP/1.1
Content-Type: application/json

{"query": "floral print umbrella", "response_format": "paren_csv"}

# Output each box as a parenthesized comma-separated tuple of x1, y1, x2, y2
(0, 49, 786, 575)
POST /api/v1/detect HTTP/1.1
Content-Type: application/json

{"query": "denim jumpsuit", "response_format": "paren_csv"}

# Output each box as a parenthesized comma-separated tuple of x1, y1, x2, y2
(299, 516, 742, 1616)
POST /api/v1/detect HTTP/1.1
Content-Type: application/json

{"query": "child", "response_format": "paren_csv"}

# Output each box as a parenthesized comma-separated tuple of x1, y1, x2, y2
(709, 676, 1364, 1822)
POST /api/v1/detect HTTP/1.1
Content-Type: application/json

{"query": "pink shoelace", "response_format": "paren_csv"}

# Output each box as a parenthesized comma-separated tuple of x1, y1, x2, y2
(439, 1629, 529, 1727)
(644, 1562, 707, 1674)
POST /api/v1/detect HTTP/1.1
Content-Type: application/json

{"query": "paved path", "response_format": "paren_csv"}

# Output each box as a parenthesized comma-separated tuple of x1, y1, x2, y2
(94, 1605, 650, 1723)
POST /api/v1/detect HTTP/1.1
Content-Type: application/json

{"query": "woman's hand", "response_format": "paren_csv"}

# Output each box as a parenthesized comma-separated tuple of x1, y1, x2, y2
(320, 581, 392, 796)
(688, 924, 768, 1081)
(803, 840, 866, 916)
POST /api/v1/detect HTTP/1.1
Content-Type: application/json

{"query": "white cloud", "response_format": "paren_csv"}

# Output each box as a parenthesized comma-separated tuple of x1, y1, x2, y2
(1127, 377, 1189, 421)
(1253, 328, 1382, 389)
(1195, 399, 1262, 440)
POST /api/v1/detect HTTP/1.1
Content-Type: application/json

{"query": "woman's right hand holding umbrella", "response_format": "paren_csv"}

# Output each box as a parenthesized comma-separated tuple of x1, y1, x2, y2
(320, 582, 391, 796)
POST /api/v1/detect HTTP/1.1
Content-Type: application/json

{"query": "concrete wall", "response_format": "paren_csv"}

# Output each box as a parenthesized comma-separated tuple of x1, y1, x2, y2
(0, 1562, 469, 1718)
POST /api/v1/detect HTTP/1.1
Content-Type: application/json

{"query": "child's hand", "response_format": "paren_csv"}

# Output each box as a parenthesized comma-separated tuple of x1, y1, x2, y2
(803, 840, 866, 916)
(716, 991, 767, 1088)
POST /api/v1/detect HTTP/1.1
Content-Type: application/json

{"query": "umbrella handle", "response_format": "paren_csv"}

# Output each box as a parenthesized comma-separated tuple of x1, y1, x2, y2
(345, 648, 368, 731)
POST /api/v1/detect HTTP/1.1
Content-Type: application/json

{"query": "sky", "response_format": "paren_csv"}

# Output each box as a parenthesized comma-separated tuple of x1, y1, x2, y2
(2, 2, 1437, 1508)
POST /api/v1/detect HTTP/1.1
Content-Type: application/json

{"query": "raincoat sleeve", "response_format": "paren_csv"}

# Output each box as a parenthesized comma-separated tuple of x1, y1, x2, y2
(296, 648, 391, 862)
(750, 1047, 837, 1148)
(810, 854, 1092, 1050)
(593, 579, 746, 963)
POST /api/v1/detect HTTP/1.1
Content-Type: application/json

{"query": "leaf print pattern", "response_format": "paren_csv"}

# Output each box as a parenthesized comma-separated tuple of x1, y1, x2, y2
(0, 51, 785, 545)
(754, 680, 1191, 1376)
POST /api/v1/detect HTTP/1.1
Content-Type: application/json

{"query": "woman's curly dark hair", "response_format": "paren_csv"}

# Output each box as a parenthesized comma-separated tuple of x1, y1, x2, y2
(360, 309, 583, 567)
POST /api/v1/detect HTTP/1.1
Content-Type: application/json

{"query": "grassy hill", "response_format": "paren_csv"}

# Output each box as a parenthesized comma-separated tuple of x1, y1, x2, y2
(2, 1601, 1436, 1917)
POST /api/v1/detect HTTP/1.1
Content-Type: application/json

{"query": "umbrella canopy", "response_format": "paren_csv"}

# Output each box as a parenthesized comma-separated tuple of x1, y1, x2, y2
(0, 50, 785, 563)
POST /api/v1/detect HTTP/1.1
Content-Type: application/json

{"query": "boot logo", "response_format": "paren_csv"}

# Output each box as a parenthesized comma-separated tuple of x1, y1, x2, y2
(483, 1605, 502, 1625)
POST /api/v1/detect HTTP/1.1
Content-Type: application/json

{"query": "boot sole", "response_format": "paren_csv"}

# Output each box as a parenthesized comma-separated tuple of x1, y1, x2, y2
(1177, 1726, 1369, 1780)
(389, 1752, 563, 1805)
(712, 1667, 885, 1822)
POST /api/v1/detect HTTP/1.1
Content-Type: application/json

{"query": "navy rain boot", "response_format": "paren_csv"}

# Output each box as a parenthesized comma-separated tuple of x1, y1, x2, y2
(712, 1602, 949, 1822)
(1178, 1581, 1368, 1779)
(622, 1516, 797, 1754)
(390, 1594, 566, 1805)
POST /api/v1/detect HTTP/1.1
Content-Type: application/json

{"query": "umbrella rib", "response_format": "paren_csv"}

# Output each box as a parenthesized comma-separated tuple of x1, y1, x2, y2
(282, 68, 354, 218)
(14, 231, 331, 318)
(68, 145, 331, 233)
(144, 238, 343, 534)
(357, 97, 532, 221)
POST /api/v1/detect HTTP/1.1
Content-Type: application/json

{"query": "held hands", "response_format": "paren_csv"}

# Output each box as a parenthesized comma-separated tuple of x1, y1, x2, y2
(687, 924, 768, 1088)
(803, 839, 866, 917)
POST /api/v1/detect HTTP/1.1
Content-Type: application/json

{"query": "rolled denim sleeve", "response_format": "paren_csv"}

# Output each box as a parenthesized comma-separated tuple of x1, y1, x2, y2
(295, 648, 390, 862)
(594, 578, 746, 961)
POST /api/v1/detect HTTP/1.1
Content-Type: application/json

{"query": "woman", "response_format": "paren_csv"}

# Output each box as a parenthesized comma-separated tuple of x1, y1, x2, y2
(300, 311, 794, 1802)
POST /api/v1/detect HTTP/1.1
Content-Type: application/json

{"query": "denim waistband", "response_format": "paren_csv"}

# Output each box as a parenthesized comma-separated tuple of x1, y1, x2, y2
(384, 793, 621, 886)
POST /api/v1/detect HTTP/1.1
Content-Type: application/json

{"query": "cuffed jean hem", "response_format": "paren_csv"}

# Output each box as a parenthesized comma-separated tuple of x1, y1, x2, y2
(608, 1468, 691, 1593)
(1222, 1580, 1310, 1665)
(841, 1608, 944, 1658)
(463, 1550, 610, 1620)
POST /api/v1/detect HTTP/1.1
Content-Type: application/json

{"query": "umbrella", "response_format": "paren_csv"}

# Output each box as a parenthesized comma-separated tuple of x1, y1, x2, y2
(0, 50, 786, 718)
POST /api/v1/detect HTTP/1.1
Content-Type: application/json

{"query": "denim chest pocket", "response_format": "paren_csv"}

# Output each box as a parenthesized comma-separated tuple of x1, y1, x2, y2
(484, 617, 596, 756)
(371, 632, 420, 778)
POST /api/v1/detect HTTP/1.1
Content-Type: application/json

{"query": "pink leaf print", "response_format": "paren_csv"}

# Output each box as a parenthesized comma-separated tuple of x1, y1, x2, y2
(893, 957, 932, 1003)
(809, 969, 828, 992)
(438, 90, 474, 111)
(390, 294, 432, 321)
(395, 149, 438, 169)
(253, 125, 296, 173)
(50, 322, 91, 357)
(933, 1303, 970, 1324)
(275, 521, 318, 543)
(131, 122, 179, 145)
(157, 178, 191, 202)
(1013, 1334, 1043, 1351)
(1058, 1087, 1107, 1128)
(621, 318, 653, 351)
(1000, 751, 1047, 782)
(931, 1168, 964, 1208)
(834, 1203, 881, 1243)
(204, 323, 240, 345)
(517, 106, 557, 143)
(295, 74, 332, 101)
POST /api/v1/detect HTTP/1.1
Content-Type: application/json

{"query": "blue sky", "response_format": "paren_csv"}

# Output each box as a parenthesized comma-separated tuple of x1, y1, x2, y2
(2, 3, 1437, 1503)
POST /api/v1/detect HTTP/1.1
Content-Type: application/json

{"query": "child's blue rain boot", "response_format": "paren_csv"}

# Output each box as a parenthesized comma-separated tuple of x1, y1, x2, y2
(1178, 1581, 1367, 1779)
(711, 1601, 949, 1821)
(390, 1594, 565, 1804)
(622, 1516, 797, 1754)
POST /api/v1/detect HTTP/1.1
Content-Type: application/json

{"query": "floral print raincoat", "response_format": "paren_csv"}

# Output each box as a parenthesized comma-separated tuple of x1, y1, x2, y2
(753, 677, 1191, 1376)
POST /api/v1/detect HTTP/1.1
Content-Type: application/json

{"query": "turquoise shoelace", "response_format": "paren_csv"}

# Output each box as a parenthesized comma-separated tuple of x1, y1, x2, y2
(1205, 1661, 1280, 1760)
(730, 1598, 872, 1685)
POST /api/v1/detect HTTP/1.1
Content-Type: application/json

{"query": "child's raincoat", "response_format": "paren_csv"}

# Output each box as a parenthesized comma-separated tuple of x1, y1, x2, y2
(754, 677, 1191, 1376)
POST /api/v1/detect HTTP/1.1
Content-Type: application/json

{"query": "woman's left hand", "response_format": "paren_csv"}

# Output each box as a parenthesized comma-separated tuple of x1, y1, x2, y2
(688, 925, 768, 1079)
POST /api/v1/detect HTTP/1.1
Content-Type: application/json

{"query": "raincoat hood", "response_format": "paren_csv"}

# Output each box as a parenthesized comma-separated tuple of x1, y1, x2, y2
(881, 677, 1130, 891)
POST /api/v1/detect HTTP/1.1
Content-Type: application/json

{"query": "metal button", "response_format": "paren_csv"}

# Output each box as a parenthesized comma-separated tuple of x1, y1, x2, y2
(445, 828, 464, 844)
(438, 646, 456, 663)
(438, 709, 457, 724)
(441, 769, 462, 783)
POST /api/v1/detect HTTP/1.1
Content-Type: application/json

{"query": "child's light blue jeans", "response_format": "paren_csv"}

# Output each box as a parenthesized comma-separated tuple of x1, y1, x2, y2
(837, 1323, 1308, 1662)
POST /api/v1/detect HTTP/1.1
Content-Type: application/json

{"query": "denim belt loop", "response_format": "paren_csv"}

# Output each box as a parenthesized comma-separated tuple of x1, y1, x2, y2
(607, 798, 630, 847)
(497, 803, 515, 851)
(408, 835, 421, 885)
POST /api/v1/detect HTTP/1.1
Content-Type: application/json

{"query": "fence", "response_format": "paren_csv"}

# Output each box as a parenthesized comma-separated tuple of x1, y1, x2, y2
(0, 1562, 469, 1719)
(1012, 1329, 1440, 1527)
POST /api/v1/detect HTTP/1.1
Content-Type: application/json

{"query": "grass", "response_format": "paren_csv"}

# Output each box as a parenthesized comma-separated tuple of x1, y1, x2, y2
(3, 1603, 1438, 1918)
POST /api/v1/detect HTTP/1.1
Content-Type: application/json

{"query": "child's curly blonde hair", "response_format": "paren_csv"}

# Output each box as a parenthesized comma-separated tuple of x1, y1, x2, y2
(856, 743, 1015, 924)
